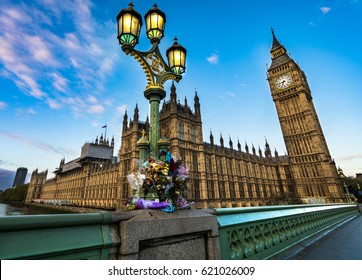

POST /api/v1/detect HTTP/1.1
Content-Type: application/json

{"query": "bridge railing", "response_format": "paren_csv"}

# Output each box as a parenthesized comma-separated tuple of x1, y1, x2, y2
(0, 209, 219, 260)
(0, 212, 117, 260)
(215, 203, 359, 260)
(0, 204, 359, 260)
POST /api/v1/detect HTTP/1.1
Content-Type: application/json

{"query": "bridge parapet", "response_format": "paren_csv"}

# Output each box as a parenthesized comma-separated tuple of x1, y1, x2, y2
(0, 211, 119, 260)
(0, 209, 220, 260)
(0, 204, 358, 260)
(215, 204, 359, 260)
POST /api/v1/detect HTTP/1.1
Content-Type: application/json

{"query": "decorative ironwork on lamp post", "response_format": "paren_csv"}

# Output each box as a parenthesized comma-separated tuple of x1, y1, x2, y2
(116, 3, 186, 160)
(338, 167, 351, 203)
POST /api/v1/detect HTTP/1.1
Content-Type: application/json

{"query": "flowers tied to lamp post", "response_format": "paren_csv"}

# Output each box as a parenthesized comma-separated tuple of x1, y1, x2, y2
(125, 150, 192, 212)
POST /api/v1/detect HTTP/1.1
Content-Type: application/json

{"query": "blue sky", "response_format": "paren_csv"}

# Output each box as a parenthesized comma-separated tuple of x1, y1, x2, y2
(0, 0, 361, 179)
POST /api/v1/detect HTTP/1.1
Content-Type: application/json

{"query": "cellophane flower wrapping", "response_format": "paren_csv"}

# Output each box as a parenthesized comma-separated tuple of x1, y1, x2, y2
(124, 150, 193, 211)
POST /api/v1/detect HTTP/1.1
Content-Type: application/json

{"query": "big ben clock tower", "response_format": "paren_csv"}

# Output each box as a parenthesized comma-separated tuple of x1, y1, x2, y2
(267, 30, 345, 203)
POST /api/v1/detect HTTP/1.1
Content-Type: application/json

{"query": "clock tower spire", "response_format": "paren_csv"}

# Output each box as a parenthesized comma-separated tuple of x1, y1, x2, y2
(267, 30, 345, 203)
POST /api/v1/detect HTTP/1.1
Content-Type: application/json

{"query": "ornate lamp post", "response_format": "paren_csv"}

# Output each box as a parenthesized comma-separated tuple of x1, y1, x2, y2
(117, 3, 186, 159)
(338, 167, 351, 203)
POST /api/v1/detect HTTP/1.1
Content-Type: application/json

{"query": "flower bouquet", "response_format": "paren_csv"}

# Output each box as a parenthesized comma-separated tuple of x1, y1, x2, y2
(125, 150, 193, 212)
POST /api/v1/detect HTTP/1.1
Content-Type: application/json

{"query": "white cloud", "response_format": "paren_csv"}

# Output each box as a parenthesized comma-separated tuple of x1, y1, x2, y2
(91, 121, 100, 127)
(15, 107, 38, 116)
(0, 129, 76, 157)
(47, 98, 62, 109)
(88, 104, 105, 114)
(320, 7, 332, 14)
(88, 43, 103, 56)
(69, 57, 80, 68)
(64, 33, 81, 51)
(87, 96, 98, 104)
(207, 52, 219, 64)
(100, 58, 114, 74)
(217, 91, 236, 101)
(4, 7, 32, 23)
(337, 154, 362, 162)
(0, 10, 48, 100)
(26, 35, 57, 65)
(26, 108, 37, 115)
(0, 37, 16, 64)
(51, 72, 69, 92)
(15, 73, 46, 98)
(0, 1, 120, 118)
(117, 105, 127, 115)
(0, 102, 7, 109)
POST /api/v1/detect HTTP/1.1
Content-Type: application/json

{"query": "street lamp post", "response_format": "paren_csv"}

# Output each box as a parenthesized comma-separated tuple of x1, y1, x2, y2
(117, 3, 186, 159)
(338, 167, 351, 203)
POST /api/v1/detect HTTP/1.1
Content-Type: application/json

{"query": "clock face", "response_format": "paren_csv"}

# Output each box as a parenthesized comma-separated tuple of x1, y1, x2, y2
(275, 74, 292, 89)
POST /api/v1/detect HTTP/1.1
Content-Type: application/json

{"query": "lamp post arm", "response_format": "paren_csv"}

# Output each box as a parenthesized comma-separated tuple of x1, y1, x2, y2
(153, 45, 182, 85)
(126, 42, 182, 90)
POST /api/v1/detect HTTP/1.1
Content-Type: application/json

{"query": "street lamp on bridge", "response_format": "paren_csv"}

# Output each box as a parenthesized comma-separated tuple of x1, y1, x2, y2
(337, 167, 351, 203)
(116, 3, 187, 160)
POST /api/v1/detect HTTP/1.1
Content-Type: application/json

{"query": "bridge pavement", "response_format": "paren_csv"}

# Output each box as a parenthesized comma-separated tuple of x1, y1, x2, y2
(274, 206, 362, 260)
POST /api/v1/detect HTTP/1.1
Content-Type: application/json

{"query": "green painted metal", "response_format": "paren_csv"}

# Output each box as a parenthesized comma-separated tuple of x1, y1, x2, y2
(147, 91, 163, 156)
(215, 204, 359, 260)
(0, 212, 114, 260)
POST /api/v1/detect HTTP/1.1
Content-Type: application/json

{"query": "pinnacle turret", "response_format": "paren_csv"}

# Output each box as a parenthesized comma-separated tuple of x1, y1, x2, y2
(194, 89, 201, 120)
(237, 139, 241, 152)
(123, 110, 128, 130)
(210, 130, 214, 145)
(269, 29, 291, 70)
(134, 103, 139, 121)
(271, 28, 282, 51)
(170, 81, 177, 103)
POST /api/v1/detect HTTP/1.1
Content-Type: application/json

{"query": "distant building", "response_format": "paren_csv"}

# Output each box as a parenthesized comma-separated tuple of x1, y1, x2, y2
(25, 137, 119, 209)
(356, 173, 362, 180)
(12, 167, 28, 188)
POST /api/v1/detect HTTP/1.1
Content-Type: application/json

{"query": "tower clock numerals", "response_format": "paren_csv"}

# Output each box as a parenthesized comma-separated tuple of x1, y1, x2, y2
(275, 74, 292, 89)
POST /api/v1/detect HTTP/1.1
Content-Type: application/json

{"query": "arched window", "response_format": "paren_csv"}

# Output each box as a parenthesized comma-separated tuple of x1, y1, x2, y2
(191, 126, 196, 143)
(179, 122, 184, 140)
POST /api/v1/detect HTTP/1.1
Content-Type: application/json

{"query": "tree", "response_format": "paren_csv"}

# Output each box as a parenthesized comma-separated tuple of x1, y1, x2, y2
(0, 184, 29, 202)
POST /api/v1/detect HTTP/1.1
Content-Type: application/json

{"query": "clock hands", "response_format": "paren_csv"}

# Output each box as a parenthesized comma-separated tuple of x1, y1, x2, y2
(276, 80, 285, 88)
(275, 74, 292, 89)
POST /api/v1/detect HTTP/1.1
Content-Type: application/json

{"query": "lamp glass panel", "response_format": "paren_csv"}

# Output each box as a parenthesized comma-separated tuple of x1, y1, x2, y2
(167, 50, 174, 68)
(132, 16, 141, 37)
(168, 49, 185, 74)
(174, 50, 181, 66)
(151, 13, 159, 28)
(146, 12, 164, 39)
(118, 13, 141, 45)
(122, 14, 132, 33)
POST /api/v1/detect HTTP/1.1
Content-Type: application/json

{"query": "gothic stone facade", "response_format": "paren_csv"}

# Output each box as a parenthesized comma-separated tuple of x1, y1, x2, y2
(25, 34, 345, 210)
(26, 141, 120, 210)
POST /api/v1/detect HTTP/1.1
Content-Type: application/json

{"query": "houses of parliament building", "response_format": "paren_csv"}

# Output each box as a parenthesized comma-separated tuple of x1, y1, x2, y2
(25, 32, 346, 210)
